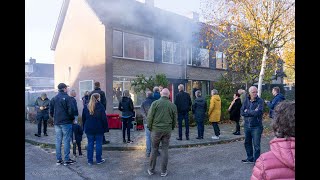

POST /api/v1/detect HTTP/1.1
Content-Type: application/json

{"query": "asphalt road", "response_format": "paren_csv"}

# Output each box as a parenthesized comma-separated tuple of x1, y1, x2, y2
(25, 135, 273, 180)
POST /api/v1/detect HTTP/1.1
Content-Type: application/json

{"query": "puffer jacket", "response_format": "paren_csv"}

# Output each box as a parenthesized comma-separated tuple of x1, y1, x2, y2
(192, 96, 207, 122)
(251, 137, 295, 180)
(241, 95, 264, 127)
(34, 97, 50, 116)
(208, 95, 221, 122)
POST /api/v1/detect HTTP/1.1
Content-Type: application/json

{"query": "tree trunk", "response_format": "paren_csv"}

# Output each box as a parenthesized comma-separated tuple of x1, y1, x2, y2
(258, 47, 268, 97)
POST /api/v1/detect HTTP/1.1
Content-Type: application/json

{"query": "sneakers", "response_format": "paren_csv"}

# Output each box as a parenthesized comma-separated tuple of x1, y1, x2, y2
(44, 133, 48, 136)
(63, 159, 76, 166)
(147, 169, 154, 175)
(96, 159, 106, 165)
(176, 137, 182, 140)
(161, 171, 168, 177)
(196, 137, 201, 139)
(241, 159, 254, 164)
(88, 162, 93, 166)
(211, 136, 220, 140)
(56, 160, 63, 165)
(103, 140, 110, 144)
(78, 154, 83, 158)
(34, 134, 41, 137)
(123, 139, 126, 143)
(127, 140, 133, 144)
(233, 131, 241, 135)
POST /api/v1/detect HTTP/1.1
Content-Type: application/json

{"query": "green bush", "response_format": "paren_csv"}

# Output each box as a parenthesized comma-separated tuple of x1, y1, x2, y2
(261, 90, 273, 113)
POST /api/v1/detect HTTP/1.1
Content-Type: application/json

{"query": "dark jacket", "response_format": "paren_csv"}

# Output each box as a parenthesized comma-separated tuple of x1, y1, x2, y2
(229, 98, 242, 121)
(89, 88, 107, 110)
(118, 97, 134, 117)
(140, 96, 154, 124)
(82, 95, 89, 106)
(50, 91, 74, 125)
(192, 96, 207, 122)
(34, 97, 50, 118)
(153, 91, 161, 100)
(72, 124, 83, 142)
(267, 93, 285, 118)
(241, 95, 264, 127)
(174, 91, 192, 113)
(82, 102, 108, 135)
(70, 96, 79, 116)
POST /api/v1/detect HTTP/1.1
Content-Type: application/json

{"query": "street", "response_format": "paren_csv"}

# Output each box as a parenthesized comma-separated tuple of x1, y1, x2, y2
(25, 135, 273, 180)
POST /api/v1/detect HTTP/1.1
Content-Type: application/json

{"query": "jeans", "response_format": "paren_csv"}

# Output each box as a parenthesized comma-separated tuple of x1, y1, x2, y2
(73, 141, 82, 156)
(122, 117, 132, 141)
(144, 124, 151, 155)
(212, 122, 220, 136)
(149, 131, 171, 173)
(196, 121, 204, 138)
(86, 134, 103, 164)
(178, 112, 189, 138)
(55, 124, 72, 161)
(37, 118, 48, 135)
(244, 125, 263, 162)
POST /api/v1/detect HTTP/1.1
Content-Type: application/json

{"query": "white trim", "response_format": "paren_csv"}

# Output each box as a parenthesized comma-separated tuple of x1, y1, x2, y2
(161, 40, 182, 65)
(79, 80, 94, 100)
(112, 56, 154, 62)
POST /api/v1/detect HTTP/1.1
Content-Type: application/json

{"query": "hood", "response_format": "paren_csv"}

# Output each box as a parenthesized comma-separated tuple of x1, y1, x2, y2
(270, 137, 295, 170)
(213, 95, 221, 101)
(276, 93, 285, 100)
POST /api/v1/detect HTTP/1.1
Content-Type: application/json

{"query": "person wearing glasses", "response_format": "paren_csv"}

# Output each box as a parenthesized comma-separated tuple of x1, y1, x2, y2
(240, 86, 264, 164)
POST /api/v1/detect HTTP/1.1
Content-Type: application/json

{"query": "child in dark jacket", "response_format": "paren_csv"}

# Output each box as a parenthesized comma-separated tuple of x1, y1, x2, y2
(72, 120, 83, 157)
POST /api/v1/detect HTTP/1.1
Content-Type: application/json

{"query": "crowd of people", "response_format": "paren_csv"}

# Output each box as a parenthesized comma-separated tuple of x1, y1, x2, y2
(33, 81, 293, 178)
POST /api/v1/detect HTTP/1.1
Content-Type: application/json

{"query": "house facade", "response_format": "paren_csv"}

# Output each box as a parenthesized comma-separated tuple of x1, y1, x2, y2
(25, 58, 54, 91)
(51, 0, 229, 113)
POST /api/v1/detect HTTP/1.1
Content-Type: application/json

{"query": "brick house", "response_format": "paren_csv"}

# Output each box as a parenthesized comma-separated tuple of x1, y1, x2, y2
(50, 0, 229, 114)
(25, 57, 54, 91)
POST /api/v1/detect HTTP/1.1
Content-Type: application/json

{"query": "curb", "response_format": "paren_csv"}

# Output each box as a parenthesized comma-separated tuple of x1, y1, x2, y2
(26, 136, 245, 151)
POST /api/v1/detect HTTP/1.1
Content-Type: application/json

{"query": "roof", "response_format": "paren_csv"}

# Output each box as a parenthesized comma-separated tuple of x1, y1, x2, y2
(51, 0, 224, 50)
(25, 63, 54, 77)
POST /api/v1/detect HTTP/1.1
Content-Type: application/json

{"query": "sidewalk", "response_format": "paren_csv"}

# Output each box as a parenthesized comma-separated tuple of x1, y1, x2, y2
(25, 119, 271, 151)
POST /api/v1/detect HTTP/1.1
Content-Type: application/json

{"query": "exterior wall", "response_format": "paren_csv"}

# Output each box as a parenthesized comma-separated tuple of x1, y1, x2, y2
(54, 0, 105, 115)
(112, 58, 183, 79)
(187, 66, 226, 81)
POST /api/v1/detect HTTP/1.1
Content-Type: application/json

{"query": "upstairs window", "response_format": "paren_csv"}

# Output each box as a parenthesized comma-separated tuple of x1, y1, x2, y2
(216, 51, 227, 69)
(192, 48, 209, 68)
(112, 30, 154, 61)
(162, 41, 181, 64)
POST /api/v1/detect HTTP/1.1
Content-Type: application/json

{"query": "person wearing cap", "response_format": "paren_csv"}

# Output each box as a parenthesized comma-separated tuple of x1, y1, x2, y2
(34, 93, 50, 137)
(50, 83, 76, 166)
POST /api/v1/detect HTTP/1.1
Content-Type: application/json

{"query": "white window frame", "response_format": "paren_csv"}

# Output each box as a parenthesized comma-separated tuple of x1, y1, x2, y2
(192, 47, 210, 68)
(182, 45, 192, 66)
(79, 80, 94, 101)
(216, 51, 227, 70)
(112, 29, 154, 62)
(161, 40, 181, 65)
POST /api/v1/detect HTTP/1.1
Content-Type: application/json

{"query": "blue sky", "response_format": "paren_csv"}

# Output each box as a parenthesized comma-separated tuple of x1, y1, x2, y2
(25, 0, 200, 64)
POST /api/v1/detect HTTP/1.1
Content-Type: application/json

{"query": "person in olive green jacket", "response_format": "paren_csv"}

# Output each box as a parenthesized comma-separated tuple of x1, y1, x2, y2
(208, 89, 222, 140)
(147, 88, 177, 177)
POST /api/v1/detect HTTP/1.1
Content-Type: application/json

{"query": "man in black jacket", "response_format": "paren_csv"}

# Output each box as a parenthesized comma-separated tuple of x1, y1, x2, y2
(34, 93, 50, 137)
(89, 81, 109, 144)
(50, 83, 76, 166)
(174, 84, 192, 140)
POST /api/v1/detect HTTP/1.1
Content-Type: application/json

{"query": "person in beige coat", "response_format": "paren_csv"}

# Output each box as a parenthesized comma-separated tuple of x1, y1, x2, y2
(208, 89, 221, 140)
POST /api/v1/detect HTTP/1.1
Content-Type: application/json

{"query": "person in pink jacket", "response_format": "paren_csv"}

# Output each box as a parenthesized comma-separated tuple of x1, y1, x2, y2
(251, 101, 295, 180)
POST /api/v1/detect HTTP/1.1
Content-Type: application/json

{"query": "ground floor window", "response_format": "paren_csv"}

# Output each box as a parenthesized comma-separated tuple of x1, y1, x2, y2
(186, 80, 210, 99)
(113, 76, 144, 107)
(79, 80, 94, 100)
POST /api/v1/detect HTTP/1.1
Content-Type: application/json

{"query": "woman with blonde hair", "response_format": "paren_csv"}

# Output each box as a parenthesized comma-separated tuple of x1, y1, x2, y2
(82, 93, 108, 165)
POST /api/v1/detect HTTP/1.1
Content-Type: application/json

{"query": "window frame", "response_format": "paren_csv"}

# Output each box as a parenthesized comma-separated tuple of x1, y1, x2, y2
(161, 40, 182, 65)
(78, 80, 94, 101)
(112, 29, 154, 62)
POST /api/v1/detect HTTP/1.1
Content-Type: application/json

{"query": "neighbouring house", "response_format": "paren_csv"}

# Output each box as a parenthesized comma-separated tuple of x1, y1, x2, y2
(50, 0, 233, 114)
(25, 57, 54, 91)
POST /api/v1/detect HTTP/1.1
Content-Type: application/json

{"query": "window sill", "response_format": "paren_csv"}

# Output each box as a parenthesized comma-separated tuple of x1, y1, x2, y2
(112, 56, 154, 62)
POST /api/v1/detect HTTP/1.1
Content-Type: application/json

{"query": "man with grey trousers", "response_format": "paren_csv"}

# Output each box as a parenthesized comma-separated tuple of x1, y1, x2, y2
(147, 88, 177, 177)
